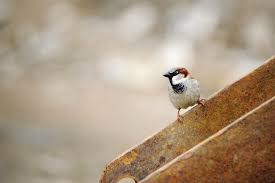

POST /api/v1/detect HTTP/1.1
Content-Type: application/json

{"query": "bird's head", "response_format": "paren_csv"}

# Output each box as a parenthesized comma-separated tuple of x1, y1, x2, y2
(163, 67, 189, 79)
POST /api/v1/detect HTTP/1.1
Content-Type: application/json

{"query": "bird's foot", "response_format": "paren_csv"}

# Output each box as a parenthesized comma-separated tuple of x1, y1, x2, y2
(197, 99, 206, 106)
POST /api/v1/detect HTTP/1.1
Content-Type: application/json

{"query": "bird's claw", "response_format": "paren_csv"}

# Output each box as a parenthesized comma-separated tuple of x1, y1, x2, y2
(197, 99, 206, 106)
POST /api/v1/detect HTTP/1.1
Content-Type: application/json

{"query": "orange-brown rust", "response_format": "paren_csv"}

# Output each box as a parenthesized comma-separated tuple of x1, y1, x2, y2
(141, 97, 275, 183)
(100, 56, 275, 183)
(120, 150, 138, 166)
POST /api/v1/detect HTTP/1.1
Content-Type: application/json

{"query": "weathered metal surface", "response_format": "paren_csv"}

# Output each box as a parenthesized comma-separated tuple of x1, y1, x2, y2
(141, 97, 275, 183)
(100, 57, 275, 183)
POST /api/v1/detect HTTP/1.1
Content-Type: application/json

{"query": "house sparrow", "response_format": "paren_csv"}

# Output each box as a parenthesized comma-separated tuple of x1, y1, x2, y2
(163, 67, 205, 120)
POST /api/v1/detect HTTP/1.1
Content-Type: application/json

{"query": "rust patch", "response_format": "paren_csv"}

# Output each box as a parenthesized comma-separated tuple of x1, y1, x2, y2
(100, 56, 275, 183)
(122, 150, 138, 165)
(158, 156, 166, 164)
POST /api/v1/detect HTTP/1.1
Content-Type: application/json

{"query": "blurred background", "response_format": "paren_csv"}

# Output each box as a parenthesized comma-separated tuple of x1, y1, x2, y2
(0, 0, 274, 182)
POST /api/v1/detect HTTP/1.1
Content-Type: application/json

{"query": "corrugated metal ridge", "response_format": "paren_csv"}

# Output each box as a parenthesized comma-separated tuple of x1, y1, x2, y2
(141, 97, 275, 183)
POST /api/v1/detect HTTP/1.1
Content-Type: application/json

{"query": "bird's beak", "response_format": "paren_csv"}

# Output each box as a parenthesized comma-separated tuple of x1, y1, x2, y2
(163, 72, 170, 78)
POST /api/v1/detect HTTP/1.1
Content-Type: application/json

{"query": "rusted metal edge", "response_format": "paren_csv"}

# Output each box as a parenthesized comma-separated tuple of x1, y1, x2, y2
(141, 97, 275, 183)
(100, 56, 275, 183)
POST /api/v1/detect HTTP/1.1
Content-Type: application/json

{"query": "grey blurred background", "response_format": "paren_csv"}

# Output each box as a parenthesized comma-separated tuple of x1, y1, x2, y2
(0, 0, 274, 182)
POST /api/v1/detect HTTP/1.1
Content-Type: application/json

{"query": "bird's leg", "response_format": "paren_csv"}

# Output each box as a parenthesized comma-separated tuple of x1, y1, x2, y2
(177, 108, 181, 121)
(197, 99, 206, 106)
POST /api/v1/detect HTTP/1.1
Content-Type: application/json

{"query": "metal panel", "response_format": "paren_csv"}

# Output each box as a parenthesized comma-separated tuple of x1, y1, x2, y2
(100, 57, 275, 183)
(141, 97, 275, 183)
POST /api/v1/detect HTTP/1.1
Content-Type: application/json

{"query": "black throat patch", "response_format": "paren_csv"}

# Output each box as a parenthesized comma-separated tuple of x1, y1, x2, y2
(169, 78, 186, 93)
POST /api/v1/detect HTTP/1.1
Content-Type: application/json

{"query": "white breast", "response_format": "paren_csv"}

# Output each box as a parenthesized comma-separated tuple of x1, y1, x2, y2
(168, 77, 200, 109)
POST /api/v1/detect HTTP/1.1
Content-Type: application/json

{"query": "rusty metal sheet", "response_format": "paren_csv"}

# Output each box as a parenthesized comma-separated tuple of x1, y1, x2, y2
(141, 97, 275, 183)
(100, 57, 275, 183)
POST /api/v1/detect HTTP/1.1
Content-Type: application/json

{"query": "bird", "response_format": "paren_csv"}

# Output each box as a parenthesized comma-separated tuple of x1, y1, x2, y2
(163, 67, 205, 120)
